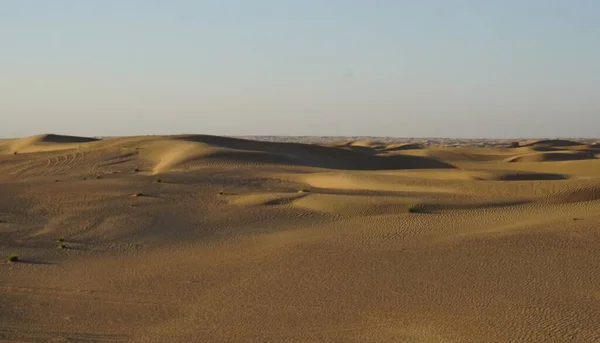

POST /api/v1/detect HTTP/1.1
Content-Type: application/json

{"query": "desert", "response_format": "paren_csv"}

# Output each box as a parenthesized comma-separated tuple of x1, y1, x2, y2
(2, 134, 600, 341)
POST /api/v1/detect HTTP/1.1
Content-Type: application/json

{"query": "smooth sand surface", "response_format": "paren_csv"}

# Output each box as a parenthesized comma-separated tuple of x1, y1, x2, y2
(1, 134, 600, 342)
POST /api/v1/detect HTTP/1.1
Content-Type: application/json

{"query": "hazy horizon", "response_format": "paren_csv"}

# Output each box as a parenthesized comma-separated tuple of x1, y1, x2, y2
(2, 1, 599, 138)
(2, 134, 599, 142)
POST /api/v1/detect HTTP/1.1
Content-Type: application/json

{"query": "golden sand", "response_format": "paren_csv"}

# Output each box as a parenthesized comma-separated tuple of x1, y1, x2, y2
(1, 134, 600, 341)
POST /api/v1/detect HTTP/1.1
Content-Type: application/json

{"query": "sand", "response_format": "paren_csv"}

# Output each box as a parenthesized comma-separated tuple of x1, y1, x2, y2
(1, 134, 600, 342)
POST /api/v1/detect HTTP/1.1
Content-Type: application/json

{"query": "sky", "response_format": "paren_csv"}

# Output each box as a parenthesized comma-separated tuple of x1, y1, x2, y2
(1, 1, 599, 138)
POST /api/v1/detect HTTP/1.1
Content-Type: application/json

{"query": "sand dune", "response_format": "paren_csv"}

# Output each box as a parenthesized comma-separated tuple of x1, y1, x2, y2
(348, 140, 384, 148)
(396, 147, 518, 162)
(504, 150, 596, 162)
(383, 142, 424, 151)
(289, 171, 461, 194)
(139, 135, 454, 173)
(2, 134, 600, 342)
(0, 134, 99, 155)
(226, 192, 306, 206)
(380, 169, 568, 181)
(519, 139, 584, 147)
(143, 140, 301, 174)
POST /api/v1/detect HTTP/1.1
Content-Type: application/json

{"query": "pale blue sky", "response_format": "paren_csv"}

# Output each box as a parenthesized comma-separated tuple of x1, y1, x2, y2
(1, 1, 599, 138)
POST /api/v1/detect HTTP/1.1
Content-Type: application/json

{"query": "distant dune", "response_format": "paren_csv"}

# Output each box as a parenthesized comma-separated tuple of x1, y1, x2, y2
(0, 134, 99, 155)
(504, 151, 597, 163)
(519, 139, 584, 147)
(383, 142, 424, 151)
(1, 134, 600, 342)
